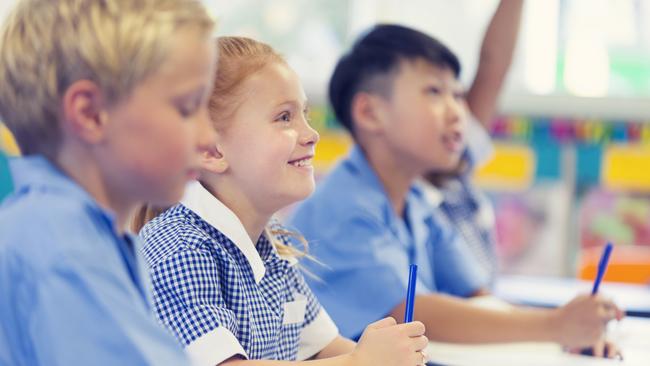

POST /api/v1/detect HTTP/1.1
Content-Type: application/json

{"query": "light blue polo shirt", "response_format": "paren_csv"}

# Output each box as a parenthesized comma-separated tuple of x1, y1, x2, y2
(290, 145, 488, 339)
(0, 156, 189, 366)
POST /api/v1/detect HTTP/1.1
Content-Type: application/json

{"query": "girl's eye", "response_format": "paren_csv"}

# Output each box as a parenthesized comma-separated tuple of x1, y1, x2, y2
(276, 111, 292, 122)
(454, 92, 466, 101)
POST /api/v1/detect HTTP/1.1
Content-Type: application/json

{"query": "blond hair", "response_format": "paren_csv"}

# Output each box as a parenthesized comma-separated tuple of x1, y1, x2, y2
(0, 0, 214, 158)
(132, 37, 307, 258)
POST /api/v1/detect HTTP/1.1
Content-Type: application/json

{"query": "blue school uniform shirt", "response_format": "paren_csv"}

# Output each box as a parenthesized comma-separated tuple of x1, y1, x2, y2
(140, 182, 339, 366)
(422, 118, 498, 286)
(289, 146, 488, 339)
(0, 156, 189, 366)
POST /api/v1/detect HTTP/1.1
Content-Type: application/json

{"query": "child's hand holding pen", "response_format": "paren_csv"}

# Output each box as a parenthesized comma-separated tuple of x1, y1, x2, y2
(551, 293, 623, 349)
(560, 243, 625, 360)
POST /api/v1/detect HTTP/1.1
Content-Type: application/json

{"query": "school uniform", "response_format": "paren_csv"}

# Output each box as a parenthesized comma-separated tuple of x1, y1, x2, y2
(422, 118, 498, 286)
(289, 146, 488, 339)
(140, 181, 338, 366)
(0, 156, 188, 366)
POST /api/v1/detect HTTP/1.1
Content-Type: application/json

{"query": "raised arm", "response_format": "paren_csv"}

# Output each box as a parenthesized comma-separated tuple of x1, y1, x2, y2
(466, 0, 524, 127)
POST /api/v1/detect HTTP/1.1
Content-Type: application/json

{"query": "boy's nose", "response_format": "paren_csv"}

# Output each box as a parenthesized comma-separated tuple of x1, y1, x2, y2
(195, 109, 217, 152)
(445, 96, 465, 125)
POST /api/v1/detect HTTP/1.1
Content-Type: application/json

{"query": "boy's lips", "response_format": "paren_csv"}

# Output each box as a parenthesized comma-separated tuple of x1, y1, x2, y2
(442, 131, 465, 153)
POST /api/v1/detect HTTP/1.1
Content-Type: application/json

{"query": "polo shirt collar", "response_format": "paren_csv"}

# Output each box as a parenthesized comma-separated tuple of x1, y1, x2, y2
(345, 145, 433, 230)
(181, 181, 266, 283)
(9, 155, 117, 228)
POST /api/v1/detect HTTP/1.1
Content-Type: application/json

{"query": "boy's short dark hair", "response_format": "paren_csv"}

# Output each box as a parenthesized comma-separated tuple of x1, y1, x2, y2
(329, 24, 461, 136)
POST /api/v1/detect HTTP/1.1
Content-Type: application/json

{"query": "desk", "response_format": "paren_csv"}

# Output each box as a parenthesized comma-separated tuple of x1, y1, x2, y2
(494, 275, 650, 317)
(426, 317, 650, 366)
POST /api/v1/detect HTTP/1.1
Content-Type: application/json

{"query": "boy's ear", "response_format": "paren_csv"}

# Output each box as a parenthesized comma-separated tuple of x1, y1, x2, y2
(350, 92, 388, 135)
(200, 142, 229, 174)
(61, 80, 109, 144)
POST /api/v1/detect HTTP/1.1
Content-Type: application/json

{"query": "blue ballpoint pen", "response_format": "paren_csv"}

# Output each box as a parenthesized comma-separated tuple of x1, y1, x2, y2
(404, 264, 418, 323)
(591, 242, 613, 295)
(580, 242, 616, 358)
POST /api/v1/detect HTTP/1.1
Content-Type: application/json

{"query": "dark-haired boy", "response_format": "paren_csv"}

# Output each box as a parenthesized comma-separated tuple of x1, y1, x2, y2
(291, 24, 622, 355)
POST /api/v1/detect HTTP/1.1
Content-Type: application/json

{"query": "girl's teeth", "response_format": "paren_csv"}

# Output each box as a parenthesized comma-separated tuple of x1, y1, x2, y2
(292, 158, 312, 167)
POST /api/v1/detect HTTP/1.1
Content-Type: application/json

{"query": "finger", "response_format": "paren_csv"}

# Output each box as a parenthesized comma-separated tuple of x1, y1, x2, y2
(396, 321, 426, 337)
(616, 349, 624, 361)
(367, 317, 397, 329)
(593, 340, 605, 358)
(410, 334, 428, 352)
(420, 350, 428, 365)
(598, 306, 622, 325)
(604, 342, 621, 360)
(411, 350, 427, 366)
(594, 295, 620, 313)
(598, 306, 618, 322)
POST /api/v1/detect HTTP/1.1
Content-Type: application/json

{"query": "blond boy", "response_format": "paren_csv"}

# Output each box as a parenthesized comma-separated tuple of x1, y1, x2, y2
(0, 1, 217, 364)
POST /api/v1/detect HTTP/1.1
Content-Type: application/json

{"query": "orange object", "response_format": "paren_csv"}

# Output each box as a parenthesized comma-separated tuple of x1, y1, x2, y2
(579, 245, 650, 285)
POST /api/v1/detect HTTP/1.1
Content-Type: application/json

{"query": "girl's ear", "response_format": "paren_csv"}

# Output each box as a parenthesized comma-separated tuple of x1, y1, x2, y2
(200, 142, 229, 174)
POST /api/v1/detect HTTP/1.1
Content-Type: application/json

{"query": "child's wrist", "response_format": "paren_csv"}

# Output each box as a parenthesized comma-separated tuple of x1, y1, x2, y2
(546, 308, 564, 344)
(343, 353, 360, 366)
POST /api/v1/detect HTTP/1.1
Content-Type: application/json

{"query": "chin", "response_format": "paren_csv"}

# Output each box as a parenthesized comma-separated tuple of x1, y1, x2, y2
(426, 159, 462, 174)
(290, 185, 315, 202)
(151, 185, 186, 207)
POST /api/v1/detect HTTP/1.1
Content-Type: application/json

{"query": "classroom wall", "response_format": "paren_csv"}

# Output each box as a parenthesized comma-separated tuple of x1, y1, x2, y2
(1, 0, 648, 280)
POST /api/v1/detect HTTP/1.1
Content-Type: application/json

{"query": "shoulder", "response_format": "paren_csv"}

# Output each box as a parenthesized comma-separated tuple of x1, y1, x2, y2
(293, 168, 385, 231)
(0, 188, 114, 272)
(140, 204, 223, 270)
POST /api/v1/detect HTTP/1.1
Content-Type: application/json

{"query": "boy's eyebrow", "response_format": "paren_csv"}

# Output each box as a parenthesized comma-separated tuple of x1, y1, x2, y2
(420, 77, 465, 91)
(172, 85, 208, 103)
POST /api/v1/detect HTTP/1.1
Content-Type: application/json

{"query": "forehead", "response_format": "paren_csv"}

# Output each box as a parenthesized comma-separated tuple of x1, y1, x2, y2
(393, 58, 461, 87)
(149, 29, 215, 86)
(240, 62, 306, 106)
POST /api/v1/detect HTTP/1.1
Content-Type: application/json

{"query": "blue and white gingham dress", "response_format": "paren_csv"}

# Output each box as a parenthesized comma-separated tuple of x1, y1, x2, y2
(139, 183, 338, 365)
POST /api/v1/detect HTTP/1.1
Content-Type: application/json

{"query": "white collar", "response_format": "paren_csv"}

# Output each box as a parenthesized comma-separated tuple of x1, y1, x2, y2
(181, 181, 266, 283)
(418, 179, 444, 208)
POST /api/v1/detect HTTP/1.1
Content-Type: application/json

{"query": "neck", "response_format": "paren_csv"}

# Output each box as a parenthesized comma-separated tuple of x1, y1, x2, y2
(201, 179, 271, 244)
(57, 145, 135, 235)
(360, 142, 417, 217)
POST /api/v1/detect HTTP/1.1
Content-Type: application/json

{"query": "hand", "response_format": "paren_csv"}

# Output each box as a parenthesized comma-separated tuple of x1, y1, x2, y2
(552, 294, 624, 348)
(350, 317, 428, 366)
(568, 339, 623, 360)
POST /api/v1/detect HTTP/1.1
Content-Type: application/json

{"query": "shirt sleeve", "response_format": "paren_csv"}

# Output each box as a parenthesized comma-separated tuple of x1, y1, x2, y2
(429, 219, 490, 297)
(303, 211, 434, 339)
(464, 115, 494, 169)
(150, 247, 247, 366)
(290, 266, 339, 360)
(28, 257, 190, 366)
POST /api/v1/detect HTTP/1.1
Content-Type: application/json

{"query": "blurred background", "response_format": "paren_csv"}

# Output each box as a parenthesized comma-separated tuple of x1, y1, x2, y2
(2, 0, 650, 284)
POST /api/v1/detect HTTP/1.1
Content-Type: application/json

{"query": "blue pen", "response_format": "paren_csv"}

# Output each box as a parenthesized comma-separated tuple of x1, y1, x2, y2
(591, 242, 613, 295)
(580, 243, 615, 358)
(404, 264, 418, 323)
